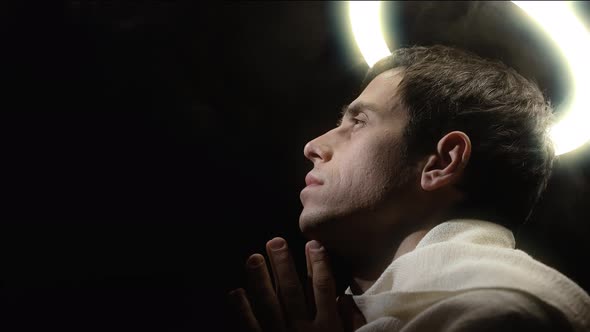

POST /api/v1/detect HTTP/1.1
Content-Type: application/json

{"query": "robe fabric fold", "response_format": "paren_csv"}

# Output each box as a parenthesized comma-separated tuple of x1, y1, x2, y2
(345, 219, 590, 331)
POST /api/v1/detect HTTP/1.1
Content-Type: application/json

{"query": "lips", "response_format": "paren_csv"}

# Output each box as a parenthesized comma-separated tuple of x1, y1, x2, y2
(305, 173, 324, 187)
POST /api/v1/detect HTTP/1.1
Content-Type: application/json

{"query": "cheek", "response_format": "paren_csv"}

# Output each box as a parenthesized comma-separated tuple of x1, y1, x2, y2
(339, 138, 400, 202)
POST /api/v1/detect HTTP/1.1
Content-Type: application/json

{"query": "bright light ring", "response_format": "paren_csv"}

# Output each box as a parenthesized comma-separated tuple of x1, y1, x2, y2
(349, 1, 590, 155)
(349, 1, 391, 67)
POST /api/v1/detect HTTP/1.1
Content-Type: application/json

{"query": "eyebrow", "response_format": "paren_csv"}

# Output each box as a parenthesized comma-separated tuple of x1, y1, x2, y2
(337, 102, 380, 125)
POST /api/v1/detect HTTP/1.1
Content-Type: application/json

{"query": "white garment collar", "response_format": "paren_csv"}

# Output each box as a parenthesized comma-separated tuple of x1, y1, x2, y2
(415, 218, 515, 250)
(344, 219, 590, 331)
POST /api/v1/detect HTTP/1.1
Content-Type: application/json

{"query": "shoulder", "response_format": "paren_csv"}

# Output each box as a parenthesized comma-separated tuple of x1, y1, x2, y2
(401, 289, 573, 332)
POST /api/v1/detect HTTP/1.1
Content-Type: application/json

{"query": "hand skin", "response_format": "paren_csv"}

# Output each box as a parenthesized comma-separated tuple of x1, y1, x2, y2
(228, 237, 365, 332)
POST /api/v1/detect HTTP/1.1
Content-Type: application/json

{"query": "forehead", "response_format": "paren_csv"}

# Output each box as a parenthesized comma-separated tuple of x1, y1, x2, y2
(353, 68, 405, 115)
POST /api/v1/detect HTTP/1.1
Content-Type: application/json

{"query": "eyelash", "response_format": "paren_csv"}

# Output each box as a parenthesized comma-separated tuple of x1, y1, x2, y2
(336, 113, 366, 128)
(352, 118, 365, 126)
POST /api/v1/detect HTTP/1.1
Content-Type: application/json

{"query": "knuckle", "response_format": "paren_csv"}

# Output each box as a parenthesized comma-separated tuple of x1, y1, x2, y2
(313, 276, 333, 292)
(310, 249, 327, 264)
(311, 257, 326, 266)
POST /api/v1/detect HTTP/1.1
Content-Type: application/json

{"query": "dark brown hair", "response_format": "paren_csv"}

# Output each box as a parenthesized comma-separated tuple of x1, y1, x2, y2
(362, 45, 556, 229)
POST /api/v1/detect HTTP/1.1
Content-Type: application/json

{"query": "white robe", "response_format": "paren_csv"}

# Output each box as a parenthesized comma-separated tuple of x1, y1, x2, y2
(345, 219, 590, 331)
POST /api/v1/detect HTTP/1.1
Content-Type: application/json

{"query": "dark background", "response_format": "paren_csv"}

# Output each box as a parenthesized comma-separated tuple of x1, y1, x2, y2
(3, 1, 590, 331)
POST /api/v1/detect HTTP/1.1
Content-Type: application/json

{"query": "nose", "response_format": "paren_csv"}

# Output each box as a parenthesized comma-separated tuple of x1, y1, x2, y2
(303, 134, 333, 164)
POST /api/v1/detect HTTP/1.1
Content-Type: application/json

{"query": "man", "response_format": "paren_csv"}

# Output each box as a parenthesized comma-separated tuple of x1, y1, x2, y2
(228, 45, 590, 331)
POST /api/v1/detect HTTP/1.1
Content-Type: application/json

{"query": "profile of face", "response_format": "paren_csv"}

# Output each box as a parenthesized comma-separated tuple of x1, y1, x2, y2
(299, 69, 423, 252)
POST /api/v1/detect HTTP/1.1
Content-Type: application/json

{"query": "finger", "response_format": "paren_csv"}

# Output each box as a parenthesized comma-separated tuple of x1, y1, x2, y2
(245, 254, 285, 332)
(308, 240, 339, 322)
(228, 288, 262, 332)
(305, 241, 316, 319)
(266, 237, 309, 323)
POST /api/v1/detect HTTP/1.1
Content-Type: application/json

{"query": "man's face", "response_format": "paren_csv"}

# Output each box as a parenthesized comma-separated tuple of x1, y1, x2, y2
(299, 69, 421, 246)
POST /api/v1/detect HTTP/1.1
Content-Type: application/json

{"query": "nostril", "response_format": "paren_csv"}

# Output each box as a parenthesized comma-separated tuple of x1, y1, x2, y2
(304, 143, 322, 163)
(304, 133, 333, 163)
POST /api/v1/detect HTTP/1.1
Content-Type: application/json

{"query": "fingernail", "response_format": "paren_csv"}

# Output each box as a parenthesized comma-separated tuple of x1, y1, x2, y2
(246, 254, 264, 268)
(268, 237, 286, 251)
(308, 240, 323, 251)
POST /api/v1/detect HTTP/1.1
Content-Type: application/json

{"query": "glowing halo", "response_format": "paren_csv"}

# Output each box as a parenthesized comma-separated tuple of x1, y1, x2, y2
(348, 1, 590, 155)
(348, 1, 390, 67)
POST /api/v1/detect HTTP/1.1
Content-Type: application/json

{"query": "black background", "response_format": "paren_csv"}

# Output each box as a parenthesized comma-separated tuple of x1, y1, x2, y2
(3, 2, 590, 331)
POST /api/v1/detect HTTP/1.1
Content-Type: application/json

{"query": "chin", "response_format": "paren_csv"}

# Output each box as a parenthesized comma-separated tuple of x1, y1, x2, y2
(298, 209, 319, 239)
(299, 208, 365, 264)
(298, 206, 356, 245)
(298, 207, 333, 240)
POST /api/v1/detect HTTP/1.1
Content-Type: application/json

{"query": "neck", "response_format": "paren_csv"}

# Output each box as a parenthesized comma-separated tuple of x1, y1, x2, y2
(326, 193, 462, 295)
(342, 191, 465, 294)
(345, 227, 432, 295)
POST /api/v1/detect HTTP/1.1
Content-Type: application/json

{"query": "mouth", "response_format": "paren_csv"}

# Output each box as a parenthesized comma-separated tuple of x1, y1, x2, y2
(305, 173, 324, 187)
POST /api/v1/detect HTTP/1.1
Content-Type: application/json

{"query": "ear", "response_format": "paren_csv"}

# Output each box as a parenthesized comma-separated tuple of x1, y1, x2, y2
(421, 131, 471, 192)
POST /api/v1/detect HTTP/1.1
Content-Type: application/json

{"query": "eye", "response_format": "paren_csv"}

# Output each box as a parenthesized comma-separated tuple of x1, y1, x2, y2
(352, 117, 366, 128)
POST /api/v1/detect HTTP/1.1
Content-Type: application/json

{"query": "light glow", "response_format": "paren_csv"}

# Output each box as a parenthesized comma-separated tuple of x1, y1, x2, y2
(348, 1, 590, 155)
(348, 1, 391, 67)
